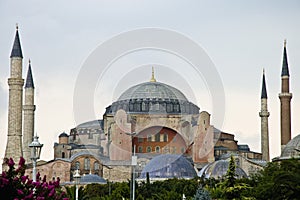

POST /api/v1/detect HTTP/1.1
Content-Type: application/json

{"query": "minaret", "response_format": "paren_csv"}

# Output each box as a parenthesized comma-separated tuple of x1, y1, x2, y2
(23, 60, 36, 163)
(4, 25, 24, 164)
(259, 69, 270, 161)
(279, 40, 292, 151)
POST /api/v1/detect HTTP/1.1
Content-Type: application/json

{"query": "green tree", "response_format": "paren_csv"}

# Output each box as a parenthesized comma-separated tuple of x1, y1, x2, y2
(209, 156, 252, 200)
(65, 185, 88, 200)
(193, 185, 211, 200)
(250, 159, 300, 200)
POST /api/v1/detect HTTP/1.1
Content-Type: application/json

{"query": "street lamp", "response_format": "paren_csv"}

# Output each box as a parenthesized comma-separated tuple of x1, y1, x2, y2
(126, 132, 137, 200)
(103, 164, 113, 196)
(74, 169, 81, 200)
(29, 134, 43, 182)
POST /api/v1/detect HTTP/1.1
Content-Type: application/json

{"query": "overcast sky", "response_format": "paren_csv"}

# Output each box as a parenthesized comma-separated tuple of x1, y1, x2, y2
(0, 0, 300, 165)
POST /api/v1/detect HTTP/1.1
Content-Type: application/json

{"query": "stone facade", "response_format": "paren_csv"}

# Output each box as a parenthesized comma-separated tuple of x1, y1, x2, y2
(25, 160, 71, 183)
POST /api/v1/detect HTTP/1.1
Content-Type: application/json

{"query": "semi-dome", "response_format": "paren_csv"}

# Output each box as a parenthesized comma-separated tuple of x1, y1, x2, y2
(138, 154, 197, 179)
(74, 120, 103, 135)
(105, 81, 199, 115)
(80, 174, 107, 184)
(198, 160, 247, 179)
(280, 134, 300, 158)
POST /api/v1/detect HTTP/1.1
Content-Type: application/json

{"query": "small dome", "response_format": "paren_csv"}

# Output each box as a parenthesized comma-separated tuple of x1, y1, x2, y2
(80, 174, 107, 184)
(139, 154, 197, 179)
(59, 132, 69, 138)
(198, 160, 247, 179)
(281, 134, 300, 158)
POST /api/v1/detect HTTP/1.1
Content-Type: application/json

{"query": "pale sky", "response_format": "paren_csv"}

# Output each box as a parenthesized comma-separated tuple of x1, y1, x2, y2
(0, 0, 300, 165)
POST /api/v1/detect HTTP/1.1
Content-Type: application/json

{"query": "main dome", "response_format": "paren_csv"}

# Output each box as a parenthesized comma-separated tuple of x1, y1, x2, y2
(118, 82, 188, 102)
(105, 80, 200, 115)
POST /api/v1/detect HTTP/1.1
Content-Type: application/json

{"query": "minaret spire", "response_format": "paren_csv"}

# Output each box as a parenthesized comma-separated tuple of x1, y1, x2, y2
(261, 69, 267, 99)
(279, 39, 292, 151)
(150, 66, 156, 82)
(10, 24, 23, 58)
(4, 25, 24, 168)
(259, 69, 270, 161)
(23, 60, 36, 163)
(25, 59, 35, 88)
(281, 39, 289, 77)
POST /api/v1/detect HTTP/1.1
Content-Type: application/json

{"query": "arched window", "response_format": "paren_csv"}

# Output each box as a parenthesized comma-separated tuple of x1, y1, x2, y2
(155, 133, 160, 142)
(94, 162, 100, 170)
(62, 152, 65, 158)
(129, 102, 134, 111)
(155, 146, 160, 153)
(75, 161, 80, 170)
(142, 102, 146, 111)
(138, 146, 143, 153)
(146, 146, 152, 153)
(163, 133, 168, 142)
(88, 130, 93, 139)
(84, 158, 90, 170)
(155, 102, 159, 110)
(149, 102, 153, 111)
(166, 103, 171, 112)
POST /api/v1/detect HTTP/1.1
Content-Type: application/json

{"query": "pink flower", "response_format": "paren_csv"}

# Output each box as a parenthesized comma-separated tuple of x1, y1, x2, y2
(17, 189, 24, 195)
(18, 157, 25, 167)
(2, 171, 7, 178)
(1, 178, 9, 185)
(42, 175, 47, 183)
(8, 158, 15, 168)
(48, 188, 55, 197)
(21, 175, 28, 183)
(36, 172, 41, 181)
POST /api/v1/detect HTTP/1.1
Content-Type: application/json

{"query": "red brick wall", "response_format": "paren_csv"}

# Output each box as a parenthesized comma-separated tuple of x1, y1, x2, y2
(133, 126, 187, 154)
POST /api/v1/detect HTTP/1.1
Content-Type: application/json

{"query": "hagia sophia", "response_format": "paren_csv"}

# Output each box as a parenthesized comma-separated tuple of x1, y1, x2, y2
(2, 26, 299, 184)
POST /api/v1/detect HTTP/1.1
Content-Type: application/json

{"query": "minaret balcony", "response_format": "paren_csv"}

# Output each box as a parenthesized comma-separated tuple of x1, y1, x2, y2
(278, 93, 292, 98)
(259, 111, 270, 117)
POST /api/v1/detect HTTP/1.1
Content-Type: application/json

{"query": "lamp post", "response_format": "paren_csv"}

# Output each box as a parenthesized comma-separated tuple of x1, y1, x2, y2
(29, 134, 43, 182)
(126, 132, 137, 200)
(74, 169, 81, 200)
(103, 164, 112, 196)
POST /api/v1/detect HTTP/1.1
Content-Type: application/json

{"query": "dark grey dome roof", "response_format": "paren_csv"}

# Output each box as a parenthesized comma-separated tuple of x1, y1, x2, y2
(105, 81, 200, 115)
(80, 174, 107, 184)
(118, 82, 188, 102)
(280, 134, 300, 158)
(138, 154, 197, 179)
(198, 160, 247, 179)
(76, 120, 103, 129)
(59, 132, 69, 138)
